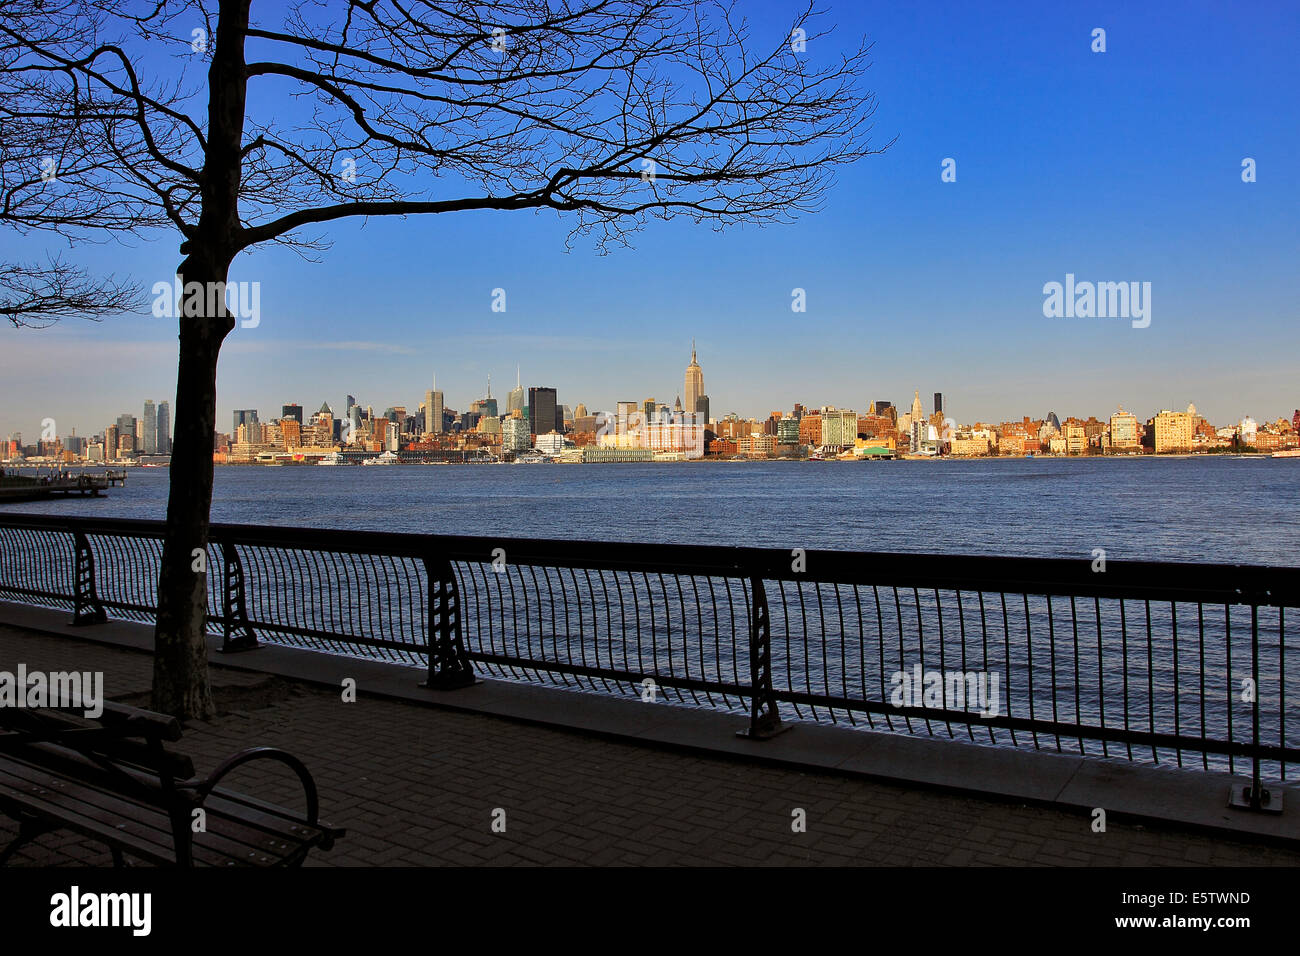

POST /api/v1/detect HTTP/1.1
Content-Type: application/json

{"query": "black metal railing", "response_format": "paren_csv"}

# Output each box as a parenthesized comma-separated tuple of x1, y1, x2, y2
(0, 514, 1296, 805)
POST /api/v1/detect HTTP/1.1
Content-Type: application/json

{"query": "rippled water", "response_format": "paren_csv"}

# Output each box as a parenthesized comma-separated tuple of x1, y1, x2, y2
(5, 456, 1299, 564)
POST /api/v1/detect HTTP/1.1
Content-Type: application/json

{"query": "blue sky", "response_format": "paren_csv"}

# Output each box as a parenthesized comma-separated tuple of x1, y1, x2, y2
(2, 0, 1297, 440)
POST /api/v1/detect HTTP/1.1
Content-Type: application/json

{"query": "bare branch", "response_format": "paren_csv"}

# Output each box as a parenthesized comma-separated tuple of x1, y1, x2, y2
(0, 254, 142, 327)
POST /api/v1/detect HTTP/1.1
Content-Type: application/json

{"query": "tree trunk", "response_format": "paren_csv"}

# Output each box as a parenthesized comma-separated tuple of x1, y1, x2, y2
(152, 286, 227, 719)
(151, 0, 250, 719)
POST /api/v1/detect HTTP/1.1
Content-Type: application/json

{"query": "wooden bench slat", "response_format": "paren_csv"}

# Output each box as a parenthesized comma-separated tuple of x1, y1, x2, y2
(0, 758, 317, 866)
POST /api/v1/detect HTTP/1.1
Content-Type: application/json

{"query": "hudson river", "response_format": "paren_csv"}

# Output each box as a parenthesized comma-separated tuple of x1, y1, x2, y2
(5, 456, 1298, 565)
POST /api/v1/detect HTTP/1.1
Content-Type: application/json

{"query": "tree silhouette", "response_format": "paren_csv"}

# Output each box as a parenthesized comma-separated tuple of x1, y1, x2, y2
(1, 0, 885, 717)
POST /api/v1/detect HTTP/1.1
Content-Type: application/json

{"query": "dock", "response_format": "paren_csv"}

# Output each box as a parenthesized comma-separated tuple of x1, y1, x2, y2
(0, 474, 111, 502)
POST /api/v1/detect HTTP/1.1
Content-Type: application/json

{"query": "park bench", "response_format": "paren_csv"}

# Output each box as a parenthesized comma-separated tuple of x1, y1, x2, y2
(0, 700, 343, 866)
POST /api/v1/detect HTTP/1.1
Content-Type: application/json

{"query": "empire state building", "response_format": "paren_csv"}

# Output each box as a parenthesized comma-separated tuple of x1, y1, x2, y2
(684, 342, 704, 417)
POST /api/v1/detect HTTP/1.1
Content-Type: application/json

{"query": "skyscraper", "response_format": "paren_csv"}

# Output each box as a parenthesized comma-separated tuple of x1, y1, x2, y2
(507, 365, 525, 414)
(233, 409, 258, 434)
(528, 387, 560, 436)
(156, 401, 171, 454)
(934, 393, 944, 416)
(424, 377, 444, 434)
(684, 342, 704, 416)
(471, 376, 498, 418)
(281, 403, 303, 425)
(142, 400, 157, 454)
(694, 394, 710, 424)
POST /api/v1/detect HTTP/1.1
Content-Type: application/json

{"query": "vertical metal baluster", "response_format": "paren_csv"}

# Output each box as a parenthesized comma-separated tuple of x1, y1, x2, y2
(738, 570, 783, 740)
(70, 530, 106, 626)
(421, 552, 474, 690)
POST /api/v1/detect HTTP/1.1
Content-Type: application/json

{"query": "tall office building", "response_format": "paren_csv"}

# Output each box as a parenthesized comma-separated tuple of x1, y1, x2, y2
(142, 401, 158, 454)
(471, 377, 498, 419)
(157, 401, 170, 454)
(910, 391, 924, 425)
(528, 387, 560, 436)
(694, 395, 710, 425)
(281, 403, 303, 425)
(424, 379, 444, 434)
(616, 402, 638, 433)
(934, 393, 943, 416)
(233, 409, 258, 434)
(684, 342, 704, 416)
(117, 413, 136, 437)
(507, 365, 525, 414)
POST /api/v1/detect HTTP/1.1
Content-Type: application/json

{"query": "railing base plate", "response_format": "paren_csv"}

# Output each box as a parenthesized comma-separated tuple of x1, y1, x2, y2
(1227, 784, 1283, 814)
(421, 674, 478, 691)
(217, 638, 259, 654)
(736, 722, 791, 741)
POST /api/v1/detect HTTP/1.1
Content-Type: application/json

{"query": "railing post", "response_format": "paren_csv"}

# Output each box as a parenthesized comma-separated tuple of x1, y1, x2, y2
(1229, 602, 1282, 814)
(217, 541, 258, 653)
(421, 554, 475, 690)
(70, 530, 106, 626)
(738, 572, 785, 740)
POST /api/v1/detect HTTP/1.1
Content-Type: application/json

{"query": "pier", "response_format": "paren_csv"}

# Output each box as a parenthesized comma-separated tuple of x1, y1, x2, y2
(0, 473, 111, 502)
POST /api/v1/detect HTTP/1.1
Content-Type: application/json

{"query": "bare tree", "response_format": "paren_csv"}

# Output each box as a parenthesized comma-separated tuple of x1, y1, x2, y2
(0, 0, 886, 718)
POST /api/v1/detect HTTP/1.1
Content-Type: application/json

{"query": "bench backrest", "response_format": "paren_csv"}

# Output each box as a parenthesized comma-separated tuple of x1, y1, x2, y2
(0, 700, 195, 785)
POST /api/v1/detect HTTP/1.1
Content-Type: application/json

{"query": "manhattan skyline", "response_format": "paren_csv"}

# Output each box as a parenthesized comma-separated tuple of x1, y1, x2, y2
(1, 1, 1296, 434)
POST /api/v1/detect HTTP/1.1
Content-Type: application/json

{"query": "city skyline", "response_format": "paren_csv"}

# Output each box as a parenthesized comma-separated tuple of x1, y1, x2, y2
(5, 338, 1294, 450)
(2, 3, 1296, 435)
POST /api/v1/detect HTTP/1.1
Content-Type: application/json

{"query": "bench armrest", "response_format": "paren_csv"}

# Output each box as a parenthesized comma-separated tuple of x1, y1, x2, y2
(181, 747, 320, 825)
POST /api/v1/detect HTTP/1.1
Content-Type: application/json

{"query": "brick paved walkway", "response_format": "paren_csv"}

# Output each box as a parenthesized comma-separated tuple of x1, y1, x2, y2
(2, 624, 1297, 867)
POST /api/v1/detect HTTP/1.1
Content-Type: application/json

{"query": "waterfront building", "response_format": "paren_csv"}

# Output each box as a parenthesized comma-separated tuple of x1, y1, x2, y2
(1239, 416, 1258, 445)
(1153, 405, 1196, 453)
(1065, 423, 1088, 455)
(1108, 407, 1140, 451)
(281, 403, 303, 425)
(737, 433, 776, 457)
(949, 433, 992, 456)
(819, 407, 858, 449)
(578, 446, 654, 463)
(535, 431, 567, 455)
(776, 417, 800, 444)
(502, 413, 531, 452)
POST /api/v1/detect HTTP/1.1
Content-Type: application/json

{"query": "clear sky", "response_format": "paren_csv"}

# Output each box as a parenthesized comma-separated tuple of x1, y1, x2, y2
(2, 0, 1297, 440)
